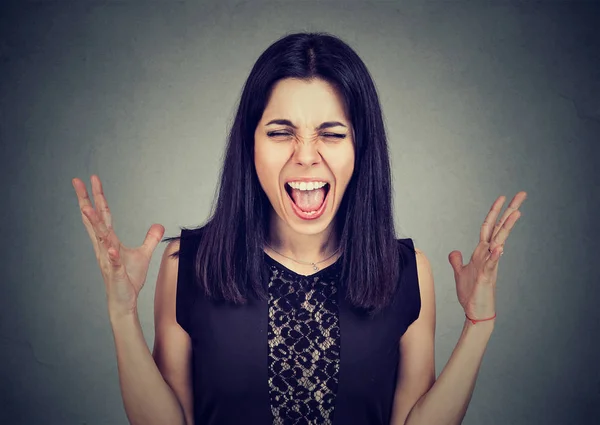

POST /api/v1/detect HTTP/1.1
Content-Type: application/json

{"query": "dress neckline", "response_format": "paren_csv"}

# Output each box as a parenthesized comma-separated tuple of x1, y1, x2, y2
(263, 250, 343, 279)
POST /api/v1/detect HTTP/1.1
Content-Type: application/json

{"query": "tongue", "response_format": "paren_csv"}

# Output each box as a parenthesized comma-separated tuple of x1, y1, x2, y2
(290, 188, 326, 212)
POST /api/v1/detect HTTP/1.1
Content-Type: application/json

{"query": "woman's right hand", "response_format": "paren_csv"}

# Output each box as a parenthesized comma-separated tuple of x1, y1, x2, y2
(72, 175, 165, 319)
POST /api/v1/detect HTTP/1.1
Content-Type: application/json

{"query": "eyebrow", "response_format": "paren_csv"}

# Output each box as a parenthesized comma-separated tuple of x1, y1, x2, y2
(265, 119, 347, 130)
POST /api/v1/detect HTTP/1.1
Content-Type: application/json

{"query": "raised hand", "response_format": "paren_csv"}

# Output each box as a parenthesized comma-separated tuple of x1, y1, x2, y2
(72, 175, 165, 319)
(448, 191, 528, 323)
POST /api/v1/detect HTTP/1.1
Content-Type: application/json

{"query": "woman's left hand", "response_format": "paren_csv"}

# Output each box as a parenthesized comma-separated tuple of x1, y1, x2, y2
(448, 191, 528, 322)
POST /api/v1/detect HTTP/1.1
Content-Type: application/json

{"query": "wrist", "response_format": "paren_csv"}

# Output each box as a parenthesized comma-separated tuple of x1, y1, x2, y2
(463, 316, 495, 338)
(108, 305, 139, 325)
(465, 312, 496, 325)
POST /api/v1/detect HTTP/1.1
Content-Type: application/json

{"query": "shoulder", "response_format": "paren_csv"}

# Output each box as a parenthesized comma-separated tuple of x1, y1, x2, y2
(157, 239, 182, 278)
(165, 239, 181, 257)
(159, 226, 205, 263)
(396, 239, 433, 282)
(394, 240, 434, 328)
(395, 241, 435, 326)
(155, 239, 182, 315)
(414, 247, 432, 277)
(413, 247, 434, 306)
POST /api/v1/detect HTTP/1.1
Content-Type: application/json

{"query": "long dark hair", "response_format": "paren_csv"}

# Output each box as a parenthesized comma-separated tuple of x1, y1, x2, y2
(163, 32, 407, 312)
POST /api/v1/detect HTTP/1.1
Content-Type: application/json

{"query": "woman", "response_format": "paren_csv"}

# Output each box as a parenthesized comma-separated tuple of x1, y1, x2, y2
(72, 32, 526, 425)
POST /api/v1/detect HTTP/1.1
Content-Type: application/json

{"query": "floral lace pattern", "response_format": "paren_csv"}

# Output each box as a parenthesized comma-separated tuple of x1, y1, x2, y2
(267, 264, 341, 425)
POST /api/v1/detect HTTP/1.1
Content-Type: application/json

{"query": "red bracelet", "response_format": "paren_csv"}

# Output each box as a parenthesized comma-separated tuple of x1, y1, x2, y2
(465, 313, 496, 324)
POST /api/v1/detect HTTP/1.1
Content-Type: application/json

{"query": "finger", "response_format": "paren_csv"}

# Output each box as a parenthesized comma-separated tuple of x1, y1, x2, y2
(448, 250, 464, 275)
(480, 196, 506, 243)
(484, 245, 504, 273)
(491, 209, 521, 249)
(73, 178, 100, 253)
(72, 177, 94, 210)
(91, 175, 113, 230)
(491, 191, 528, 241)
(88, 175, 121, 251)
(140, 224, 165, 258)
(82, 204, 113, 254)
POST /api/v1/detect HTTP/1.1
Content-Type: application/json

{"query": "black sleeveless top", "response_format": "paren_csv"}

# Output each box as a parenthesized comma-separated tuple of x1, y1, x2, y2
(175, 228, 421, 425)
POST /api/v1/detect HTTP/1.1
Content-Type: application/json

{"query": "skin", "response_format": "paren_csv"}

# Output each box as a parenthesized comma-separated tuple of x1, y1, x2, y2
(391, 191, 527, 425)
(73, 83, 527, 425)
(254, 77, 355, 275)
(251, 76, 530, 423)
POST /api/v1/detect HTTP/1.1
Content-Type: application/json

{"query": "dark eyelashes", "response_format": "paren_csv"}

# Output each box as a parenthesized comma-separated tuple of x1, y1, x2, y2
(266, 131, 346, 139)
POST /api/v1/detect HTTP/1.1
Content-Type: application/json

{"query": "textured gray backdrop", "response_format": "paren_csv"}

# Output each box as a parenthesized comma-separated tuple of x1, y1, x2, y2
(1, 1, 599, 424)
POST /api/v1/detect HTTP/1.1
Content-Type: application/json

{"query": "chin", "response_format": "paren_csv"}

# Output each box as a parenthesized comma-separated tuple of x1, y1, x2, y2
(286, 218, 333, 236)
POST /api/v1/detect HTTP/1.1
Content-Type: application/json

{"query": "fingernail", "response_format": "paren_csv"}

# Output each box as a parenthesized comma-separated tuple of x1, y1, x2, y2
(500, 250, 504, 256)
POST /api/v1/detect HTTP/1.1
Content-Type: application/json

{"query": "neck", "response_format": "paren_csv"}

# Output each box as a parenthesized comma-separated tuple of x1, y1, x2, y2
(266, 214, 339, 262)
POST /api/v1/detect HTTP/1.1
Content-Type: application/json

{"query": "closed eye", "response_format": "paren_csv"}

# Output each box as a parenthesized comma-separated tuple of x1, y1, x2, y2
(267, 131, 292, 138)
(322, 133, 346, 139)
(266, 131, 347, 140)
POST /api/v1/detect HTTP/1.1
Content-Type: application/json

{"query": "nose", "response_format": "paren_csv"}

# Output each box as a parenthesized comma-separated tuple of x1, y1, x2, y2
(292, 138, 321, 167)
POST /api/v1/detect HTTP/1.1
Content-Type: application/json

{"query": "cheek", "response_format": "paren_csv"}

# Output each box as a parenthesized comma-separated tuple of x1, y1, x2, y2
(254, 141, 288, 194)
(342, 155, 355, 182)
(331, 146, 355, 188)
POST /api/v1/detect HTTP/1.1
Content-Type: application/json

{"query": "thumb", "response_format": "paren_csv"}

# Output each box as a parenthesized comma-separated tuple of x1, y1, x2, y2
(141, 224, 165, 258)
(448, 250, 464, 274)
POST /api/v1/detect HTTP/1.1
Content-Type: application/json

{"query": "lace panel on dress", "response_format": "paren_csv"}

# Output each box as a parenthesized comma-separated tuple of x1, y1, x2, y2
(267, 265, 341, 425)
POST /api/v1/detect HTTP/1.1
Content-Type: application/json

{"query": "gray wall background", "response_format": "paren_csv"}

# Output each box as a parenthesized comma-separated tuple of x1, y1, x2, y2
(1, 1, 599, 424)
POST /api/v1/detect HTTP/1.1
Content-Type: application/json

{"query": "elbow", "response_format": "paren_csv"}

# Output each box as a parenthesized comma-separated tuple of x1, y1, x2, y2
(402, 393, 427, 425)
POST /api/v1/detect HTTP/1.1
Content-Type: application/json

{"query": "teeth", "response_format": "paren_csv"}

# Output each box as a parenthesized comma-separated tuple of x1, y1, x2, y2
(287, 181, 327, 191)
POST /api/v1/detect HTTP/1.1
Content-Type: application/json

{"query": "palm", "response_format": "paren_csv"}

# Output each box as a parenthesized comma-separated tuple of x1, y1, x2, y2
(455, 245, 498, 314)
(448, 191, 527, 320)
(73, 175, 164, 315)
(116, 243, 152, 294)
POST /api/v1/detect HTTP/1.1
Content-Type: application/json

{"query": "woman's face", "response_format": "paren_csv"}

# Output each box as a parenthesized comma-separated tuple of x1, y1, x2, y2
(254, 78, 355, 237)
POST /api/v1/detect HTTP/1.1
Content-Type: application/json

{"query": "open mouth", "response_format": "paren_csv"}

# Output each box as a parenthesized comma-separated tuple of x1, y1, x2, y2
(284, 182, 331, 219)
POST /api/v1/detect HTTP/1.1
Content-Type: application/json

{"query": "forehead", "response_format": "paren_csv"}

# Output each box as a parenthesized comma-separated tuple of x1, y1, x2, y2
(262, 78, 349, 124)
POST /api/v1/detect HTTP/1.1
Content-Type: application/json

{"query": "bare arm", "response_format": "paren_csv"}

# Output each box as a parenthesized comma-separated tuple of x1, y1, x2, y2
(389, 248, 436, 425)
(152, 239, 195, 425)
(109, 240, 192, 425)
(390, 248, 494, 425)
(72, 176, 192, 425)
(110, 313, 187, 425)
(404, 318, 493, 425)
